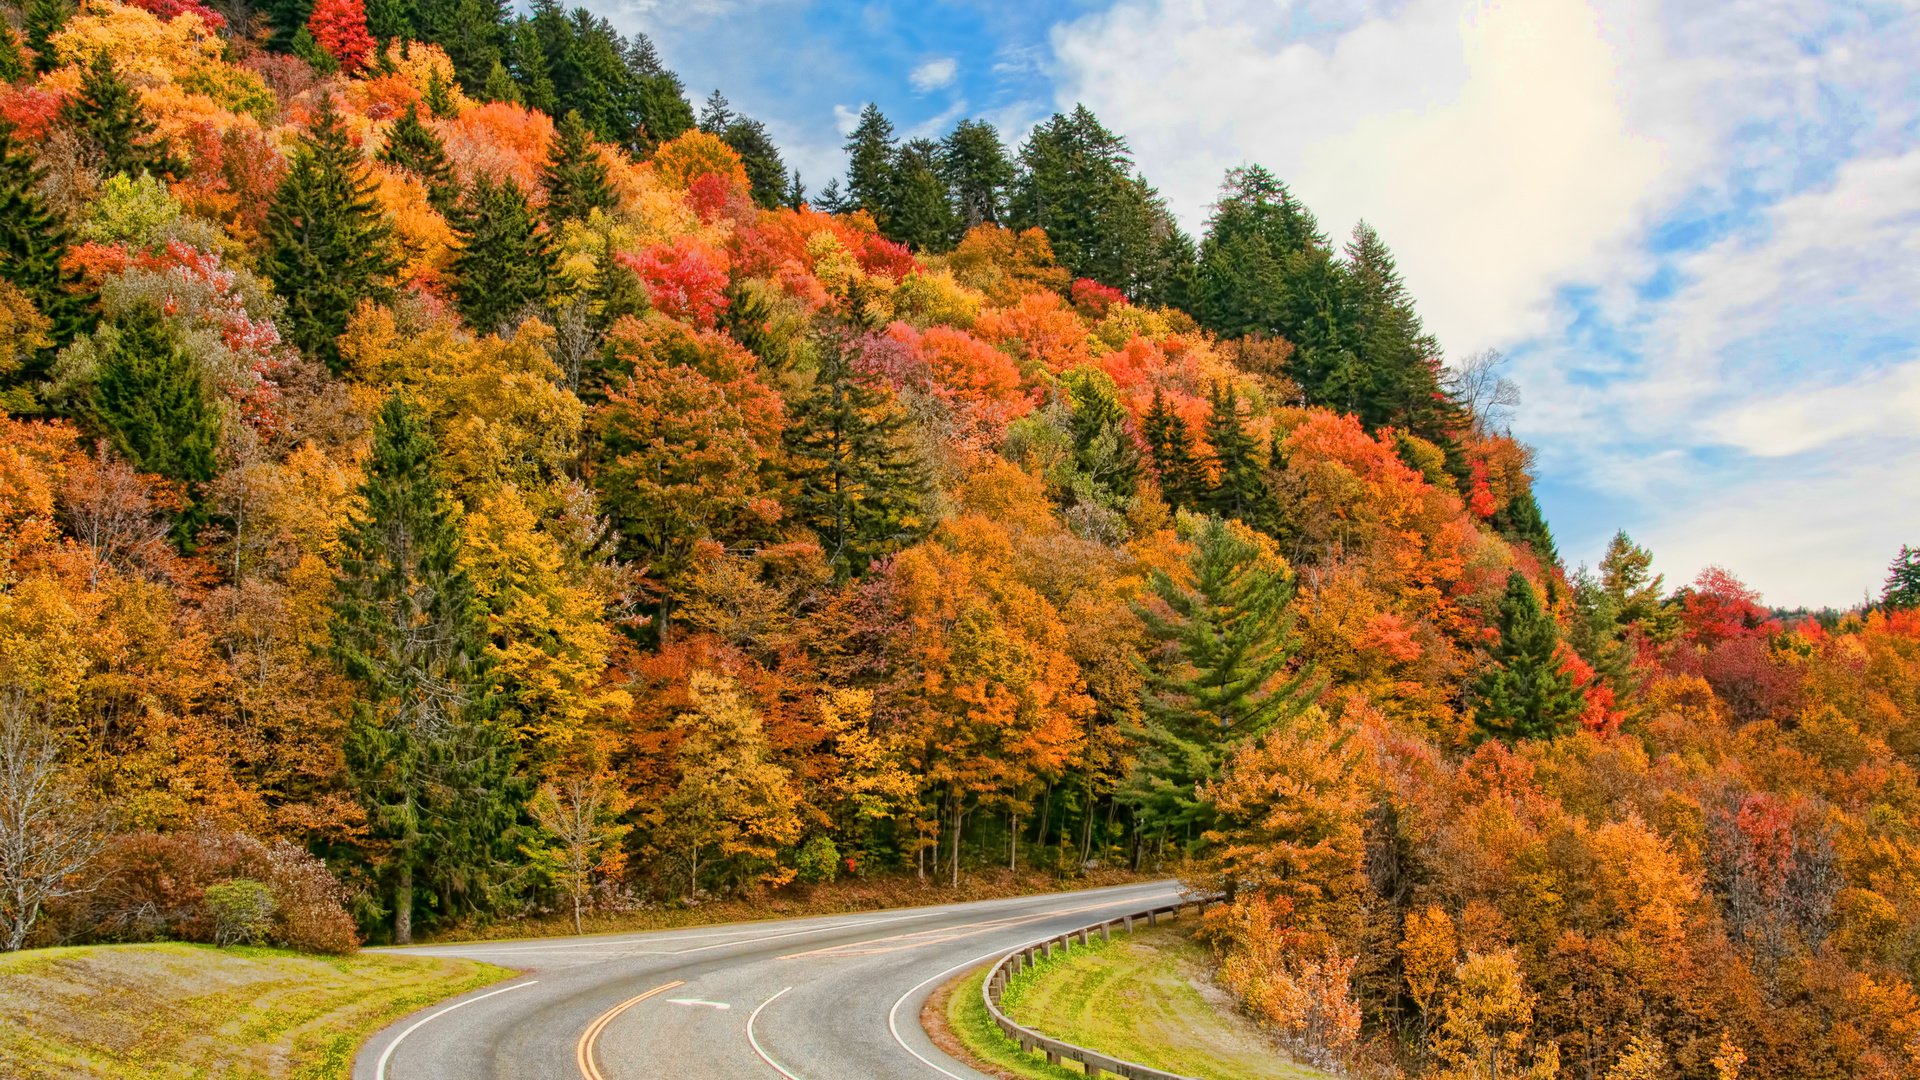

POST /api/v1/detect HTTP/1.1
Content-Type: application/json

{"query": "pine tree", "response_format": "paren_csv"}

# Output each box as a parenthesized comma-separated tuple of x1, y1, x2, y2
(622, 34, 693, 152)
(1142, 387, 1205, 509)
(503, 17, 557, 117)
(85, 304, 219, 543)
(330, 393, 521, 944)
(23, 0, 69, 75)
(481, 58, 520, 103)
(451, 172, 554, 332)
(697, 89, 732, 133)
(1343, 222, 1463, 444)
(0, 22, 26, 82)
(940, 118, 1011, 231)
(1883, 545, 1920, 611)
(783, 340, 926, 579)
(61, 54, 177, 178)
(842, 103, 896, 225)
(716, 114, 788, 210)
(1008, 106, 1182, 299)
(424, 63, 458, 118)
(1202, 382, 1267, 526)
(1494, 487, 1558, 564)
(541, 109, 614, 224)
(0, 122, 93, 385)
(887, 137, 957, 251)
(265, 93, 400, 373)
(1127, 514, 1316, 839)
(376, 103, 459, 214)
(1469, 571, 1583, 744)
(1064, 367, 1140, 509)
(813, 177, 846, 214)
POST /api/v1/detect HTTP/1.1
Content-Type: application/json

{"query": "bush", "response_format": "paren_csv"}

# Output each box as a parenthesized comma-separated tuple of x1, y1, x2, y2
(794, 835, 840, 885)
(57, 830, 359, 954)
(203, 878, 275, 947)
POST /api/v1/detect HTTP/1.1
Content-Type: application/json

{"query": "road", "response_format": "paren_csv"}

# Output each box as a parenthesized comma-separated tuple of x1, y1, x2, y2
(353, 879, 1186, 1080)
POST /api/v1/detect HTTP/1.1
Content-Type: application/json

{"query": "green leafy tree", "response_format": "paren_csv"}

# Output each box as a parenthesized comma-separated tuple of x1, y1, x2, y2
(1127, 514, 1316, 840)
(330, 394, 522, 944)
(541, 109, 614, 224)
(377, 103, 459, 214)
(940, 118, 1012, 231)
(451, 173, 555, 332)
(783, 340, 926, 579)
(1469, 571, 1583, 744)
(887, 138, 957, 251)
(85, 304, 219, 543)
(61, 54, 177, 178)
(842, 103, 896, 225)
(265, 94, 400, 372)
(1142, 387, 1205, 509)
(0, 122, 93, 388)
(24, 0, 69, 75)
(1883, 545, 1920, 611)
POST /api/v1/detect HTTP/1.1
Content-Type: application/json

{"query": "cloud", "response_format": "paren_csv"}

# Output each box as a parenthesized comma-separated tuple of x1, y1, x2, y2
(833, 103, 862, 136)
(909, 57, 959, 92)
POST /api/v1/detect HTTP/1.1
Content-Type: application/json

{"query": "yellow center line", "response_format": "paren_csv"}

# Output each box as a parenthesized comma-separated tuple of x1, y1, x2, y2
(576, 979, 684, 1080)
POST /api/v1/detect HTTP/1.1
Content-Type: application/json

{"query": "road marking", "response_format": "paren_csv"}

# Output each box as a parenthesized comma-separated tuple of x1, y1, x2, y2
(577, 980, 684, 1080)
(746, 986, 801, 1080)
(373, 979, 538, 1080)
(778, 895, 1157, 960)
(442, 911, 941, 957)
(666, 998, 732, 1009)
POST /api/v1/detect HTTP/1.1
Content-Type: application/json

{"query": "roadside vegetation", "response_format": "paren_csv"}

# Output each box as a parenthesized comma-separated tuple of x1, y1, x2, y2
(0, 943, 510, 1079)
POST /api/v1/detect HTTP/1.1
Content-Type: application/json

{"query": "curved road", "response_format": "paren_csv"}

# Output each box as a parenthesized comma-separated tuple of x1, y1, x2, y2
(353, 879, 1186, 1080)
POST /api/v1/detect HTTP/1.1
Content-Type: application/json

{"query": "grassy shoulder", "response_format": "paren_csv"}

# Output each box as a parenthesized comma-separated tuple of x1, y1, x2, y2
(939, 924, 1332, 1080)
(0, 942, 512, 1080)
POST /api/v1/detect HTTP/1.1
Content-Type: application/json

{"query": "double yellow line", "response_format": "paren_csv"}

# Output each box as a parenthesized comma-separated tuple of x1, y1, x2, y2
(575, 980, 684, 1080)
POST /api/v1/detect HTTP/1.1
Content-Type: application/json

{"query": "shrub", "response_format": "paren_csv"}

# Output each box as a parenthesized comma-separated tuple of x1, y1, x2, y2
(203, 878, 275, 946)
(794, 835, 840, 885)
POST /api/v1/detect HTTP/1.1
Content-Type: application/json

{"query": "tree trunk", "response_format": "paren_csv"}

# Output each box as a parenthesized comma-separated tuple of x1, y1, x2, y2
(1079, 784, 1096, 866)
(394, 861, 414, 946)
(1009, 810, 1019, 873)
(572, 891, 583, 935)
(950, 795, 962, 888)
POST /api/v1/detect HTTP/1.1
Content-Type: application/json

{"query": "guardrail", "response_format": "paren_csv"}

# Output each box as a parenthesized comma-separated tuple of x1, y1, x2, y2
(978, 895, 1222, 1080)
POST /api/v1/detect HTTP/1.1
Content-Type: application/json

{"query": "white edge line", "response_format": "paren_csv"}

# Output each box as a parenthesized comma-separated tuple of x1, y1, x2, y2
(886, 945, 1026, 1080)
(373, 979, 538, 1080)
(746, 985, 801, 1080)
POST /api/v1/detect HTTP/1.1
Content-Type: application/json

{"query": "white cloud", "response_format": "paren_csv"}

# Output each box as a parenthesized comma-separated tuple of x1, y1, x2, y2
(909, 57, 959, 93)
(833, 103, 862, 136)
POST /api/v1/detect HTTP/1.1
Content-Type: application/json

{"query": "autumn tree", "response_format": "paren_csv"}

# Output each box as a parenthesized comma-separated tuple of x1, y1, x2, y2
(265, 94, 400, 373)
(451, 174, 556, 332)
(330, 394, 522, 943)
(526, 774, 630, 933)
(377, 104, 460, 214)
(0, 693, 105, 952)
(652, 671, 800, 898)
(306, 0, 375, 73)
(541, 110, 615, 224)
(1468, 571, 1583, 744)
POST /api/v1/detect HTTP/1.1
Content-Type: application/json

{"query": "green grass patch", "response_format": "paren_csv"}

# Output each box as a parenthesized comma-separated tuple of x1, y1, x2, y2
(0, 942, 512, 1080)
(951, 924, 1333, 1080)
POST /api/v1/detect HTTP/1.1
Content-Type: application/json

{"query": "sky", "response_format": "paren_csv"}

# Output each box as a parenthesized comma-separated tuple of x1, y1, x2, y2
(590, 0, 1920, 610)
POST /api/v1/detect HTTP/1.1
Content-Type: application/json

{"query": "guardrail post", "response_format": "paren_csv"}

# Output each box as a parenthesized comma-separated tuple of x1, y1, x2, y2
(1079, 927, 1089, 946)
(1123, 914, 1132, 932)
(1147, 909, 1157, 927)
(1101, 922, 1110, 941)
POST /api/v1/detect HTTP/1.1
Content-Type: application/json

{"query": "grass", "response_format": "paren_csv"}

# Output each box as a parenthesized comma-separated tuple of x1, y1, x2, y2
(0, 941, 512, 1080)
(941, 924, 1333, 1080)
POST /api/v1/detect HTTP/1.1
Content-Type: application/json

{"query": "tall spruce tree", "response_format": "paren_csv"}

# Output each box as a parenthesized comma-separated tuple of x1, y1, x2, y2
(450, 173, 555, 332)
(887, 137, 957, 251)
(1494, 487, 1558, 564)
(718, 115, 787, 210)
(621, 33, 693, 152)
(541, 109, 614, 224)
(783, 340, 926, 579)
(1064, 367, 1141, 509)
(1883, 545, 1920, 611)
(1127, 514, 1316, 840)
(265, 93, 400, 373)
(376, 103, 459, 214)
(1142, 387, 1206, 509)
(24, 0, 69, 75)
(330, 394, 521, 944)
(1202, 382, 1267, 526)
(1469, 571, 1583, 744)
(85, 304, 219, 543)
(940, 118, 1012, 231)
(1343, 222, 1462, 445)
(61, 54, 176, 178)
(0, 122, 93, 386)
(842, 103, 897, 225)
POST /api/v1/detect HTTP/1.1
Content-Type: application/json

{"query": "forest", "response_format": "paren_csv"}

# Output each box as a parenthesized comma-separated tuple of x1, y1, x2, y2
(0, 0, 1917, 1077)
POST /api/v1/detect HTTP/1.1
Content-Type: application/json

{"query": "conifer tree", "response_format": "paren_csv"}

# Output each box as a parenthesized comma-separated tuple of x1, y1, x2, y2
(716, 114, 787, 210)
(61, 54, 177, 178)
(1008, 106, 1184, 299)
(330, 393, 521, 944)
(0, 122, 92, 380)
(376, 103, 459, 214)
(842, 103, 896, 225)
(1064, 367, 1141, 508)
(1883, 545, 1920, 611)
(1494, 487, 1558, 564)
(887, 138, 957, 251)
(621, 33, 693, 152)
(0, 23, 26, 82)
(1469, 571, 1583, 744)
(23, 0, 69, 75)
(264, 93, 400, 373)
(1127, 514, 1315, 839)
(1343, 221, 1462, 445)
(85, 304, 219, 542)
(1202, 382, 1267, 526)
(481, 58, 521, 103)
(541, 109, 614, 224)
(783, 340, 926, 579)
(424, 63, 458, 118)
(450, 173, 555, 332)
(940, 118, 1011, 231)
(1142, 388, 1205, 509)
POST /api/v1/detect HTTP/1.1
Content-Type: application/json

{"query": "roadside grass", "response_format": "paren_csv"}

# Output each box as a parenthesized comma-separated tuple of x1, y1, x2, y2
(935, 966, 1088, 1080)
(944, 924, 1333, 1080)
(0, 942, 512, 1080)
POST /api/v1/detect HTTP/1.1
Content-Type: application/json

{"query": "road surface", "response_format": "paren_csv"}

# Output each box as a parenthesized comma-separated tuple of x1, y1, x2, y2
(353, 879, 1186, 1080)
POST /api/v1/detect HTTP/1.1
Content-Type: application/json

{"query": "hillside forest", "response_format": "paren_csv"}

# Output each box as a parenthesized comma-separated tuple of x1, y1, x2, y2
(0, 1, 1917, 1077)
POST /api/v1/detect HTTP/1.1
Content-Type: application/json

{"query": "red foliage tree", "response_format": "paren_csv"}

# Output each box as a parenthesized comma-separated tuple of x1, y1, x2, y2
(618, 239, 731, 328)
(306, 0, 376, 74)
(126, 0, 227, 30)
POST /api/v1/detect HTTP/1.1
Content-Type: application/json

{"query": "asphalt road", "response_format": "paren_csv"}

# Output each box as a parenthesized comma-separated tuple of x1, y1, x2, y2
(353, 879, 1187, 1080)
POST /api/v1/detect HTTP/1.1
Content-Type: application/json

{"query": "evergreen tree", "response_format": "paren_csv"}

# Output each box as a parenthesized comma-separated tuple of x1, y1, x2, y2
(812, 177, 847, 214)
(1064, 367, 1140, 509)
(265, 0, 313, 50)
(424, 63, 458, 119)
(1142, 387, 1205, 509)
(718, 114, 787, 210)
(85, 304, 219, 542)
(376, 103, 459, 214)
(61, 54, 176, 178)
(503, 16, 557, 116)
(1883, 545, 1920, 611)
(621, 34, 693, 152)
(1343, 222, 1462, 444)
(481, 58, 521, 103)
(1493, 487, 1558, 564)
(697, 89, 732, 133)
(1597, 530, 1678, 643)
(0, 122, 93, 380)
(940, 118, 1012, 231)
(451, 173, 554, 332)
(541, 109, 614, 224)
(783, 339, 926, 579)
(1202, 382, 1267, 526)
(842, 103, 896, 224)
(0, 22, 26, 82)
(330, 394, 521, 944)
(409, 0, 509, 91)
(1127, 514, 1315, 839)
(264, 93, 400, 373)
(24, 0, 70, 75)
(887, 138, 957, 251)
(1469, 571, 1583, 744)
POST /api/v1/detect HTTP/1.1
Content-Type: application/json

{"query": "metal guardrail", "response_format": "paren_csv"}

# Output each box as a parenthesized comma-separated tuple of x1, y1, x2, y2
(978, 895, 1222, 1080)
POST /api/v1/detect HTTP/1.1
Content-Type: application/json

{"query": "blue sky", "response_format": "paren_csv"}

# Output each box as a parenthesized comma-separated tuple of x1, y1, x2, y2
(597, 0, 1920, 610)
